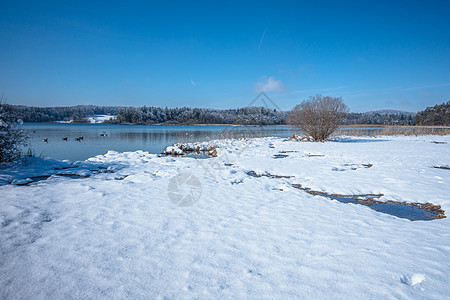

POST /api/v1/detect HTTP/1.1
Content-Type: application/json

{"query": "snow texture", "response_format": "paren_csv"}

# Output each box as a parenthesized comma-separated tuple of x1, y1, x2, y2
(1, 135, 449, 298)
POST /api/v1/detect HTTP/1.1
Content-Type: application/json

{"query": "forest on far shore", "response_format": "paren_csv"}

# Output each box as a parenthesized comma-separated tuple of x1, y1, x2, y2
(5, 101, 449, 126)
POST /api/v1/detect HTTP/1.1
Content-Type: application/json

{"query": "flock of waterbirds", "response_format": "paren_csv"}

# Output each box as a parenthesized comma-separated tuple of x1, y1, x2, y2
(40, 132, 108, 143)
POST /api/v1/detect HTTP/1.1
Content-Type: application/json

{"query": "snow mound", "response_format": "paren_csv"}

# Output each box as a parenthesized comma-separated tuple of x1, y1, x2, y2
(164, 145, 184, 155)
(401, 273, 426, 286)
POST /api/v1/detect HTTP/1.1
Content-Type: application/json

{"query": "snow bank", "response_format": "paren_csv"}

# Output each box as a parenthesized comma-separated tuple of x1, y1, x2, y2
(163, 145, 184, 155)
(55, 115, 115, 124)
(88, 114, 115, 123)
(163, 142, 217, 156)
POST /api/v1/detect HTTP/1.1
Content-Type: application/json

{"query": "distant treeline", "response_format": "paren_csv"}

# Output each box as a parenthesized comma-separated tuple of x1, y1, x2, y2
(414, 101, 449, 126)
(5, 102, 449, 126)
(343, 111, 415, 125)
(7, 105, 286, 125)
(113, 106, 285, 125)
(7, 105, 121, 123)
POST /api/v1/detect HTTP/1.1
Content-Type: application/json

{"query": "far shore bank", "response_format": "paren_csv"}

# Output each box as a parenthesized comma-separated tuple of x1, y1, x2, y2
(24, 122, 450, 129)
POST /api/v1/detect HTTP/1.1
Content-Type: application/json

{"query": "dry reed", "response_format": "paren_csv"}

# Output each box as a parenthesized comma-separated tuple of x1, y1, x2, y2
(333, 126, 450, 137)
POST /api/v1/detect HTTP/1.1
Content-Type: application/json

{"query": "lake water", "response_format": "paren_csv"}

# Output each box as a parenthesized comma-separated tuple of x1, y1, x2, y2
(23, 123, 299, 161)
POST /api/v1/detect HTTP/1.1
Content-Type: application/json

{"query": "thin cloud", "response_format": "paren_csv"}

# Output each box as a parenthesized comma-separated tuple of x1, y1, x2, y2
(258, 28, 267, 49)
(279, 85, 353, 97)
(399, 82, 450, 91)
(356, 57, 367, 63)
(254, 76, 286, 93)
(190, 79, 196, 87)
(338, 82, 450, 99)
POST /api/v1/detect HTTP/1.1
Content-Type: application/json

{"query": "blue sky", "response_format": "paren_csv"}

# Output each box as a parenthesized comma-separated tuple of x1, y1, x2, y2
(0, 0, 449, 112)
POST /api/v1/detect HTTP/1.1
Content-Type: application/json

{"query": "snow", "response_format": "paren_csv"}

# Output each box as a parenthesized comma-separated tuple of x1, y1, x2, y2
(55, 115, 115, 123)
(88, 114, 115, 123)
(11, 178, 33, 185)
(1, 135, 450, 298)
(163, 145, 184, 155)
(401, 273, 426, 286)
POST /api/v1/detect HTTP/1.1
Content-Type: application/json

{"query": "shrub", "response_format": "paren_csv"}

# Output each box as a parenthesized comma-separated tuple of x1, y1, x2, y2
(0, 98, 28, 163)
(287, 95, 349, 141)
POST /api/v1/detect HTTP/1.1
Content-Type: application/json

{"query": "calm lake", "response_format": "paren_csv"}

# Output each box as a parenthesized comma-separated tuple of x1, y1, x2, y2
(23, 123, 300, 161)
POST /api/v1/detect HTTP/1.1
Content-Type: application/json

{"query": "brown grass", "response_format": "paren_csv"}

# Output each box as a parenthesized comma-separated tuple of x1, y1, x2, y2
(333, 126, 450, 137)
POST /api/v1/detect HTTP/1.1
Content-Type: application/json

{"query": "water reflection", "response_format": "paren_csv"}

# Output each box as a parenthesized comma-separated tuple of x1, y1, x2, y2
(22, 123, 297, 161)
(24, 123, 435, 161)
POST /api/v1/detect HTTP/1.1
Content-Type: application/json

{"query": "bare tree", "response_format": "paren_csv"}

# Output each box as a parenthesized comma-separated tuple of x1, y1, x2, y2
(287, 95, 349, 141)
(0, 97, 28, 163)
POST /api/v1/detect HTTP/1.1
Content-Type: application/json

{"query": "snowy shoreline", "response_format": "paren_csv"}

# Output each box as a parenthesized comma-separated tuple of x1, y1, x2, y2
(1, 135, 449, 298)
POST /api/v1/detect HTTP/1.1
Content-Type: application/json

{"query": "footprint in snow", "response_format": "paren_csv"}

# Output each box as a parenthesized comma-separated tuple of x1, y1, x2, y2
(247, 269, 262, 277)
(332, 163, 372, 172)
(401, 273, 426, 286)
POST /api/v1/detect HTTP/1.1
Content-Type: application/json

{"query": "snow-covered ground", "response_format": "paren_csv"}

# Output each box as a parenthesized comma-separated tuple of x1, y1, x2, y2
(1, 135, 449, 298)
(88, 115, 115, 123)
(55, 115, 115, 124)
